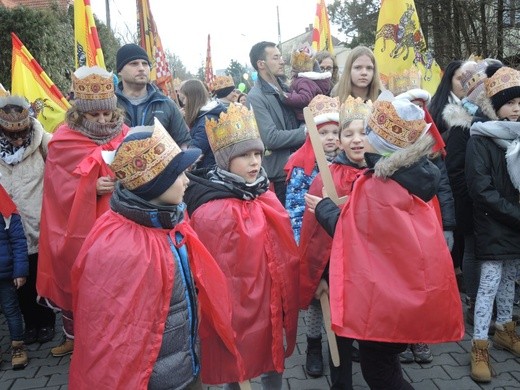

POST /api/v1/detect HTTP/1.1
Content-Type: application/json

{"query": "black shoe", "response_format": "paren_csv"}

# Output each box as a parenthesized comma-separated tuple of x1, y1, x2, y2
(37, 327, 55, 344)
(305, 337, 323, 377)
(24, 328, 38, 345)
(351, 345, 360, 363)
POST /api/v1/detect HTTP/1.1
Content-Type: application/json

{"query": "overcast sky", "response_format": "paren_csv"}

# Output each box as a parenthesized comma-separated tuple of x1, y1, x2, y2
(89, 0, 341, 73)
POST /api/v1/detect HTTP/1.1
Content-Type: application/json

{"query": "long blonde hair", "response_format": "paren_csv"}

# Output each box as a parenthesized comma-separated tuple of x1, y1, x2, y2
(333, 46, 382, 103)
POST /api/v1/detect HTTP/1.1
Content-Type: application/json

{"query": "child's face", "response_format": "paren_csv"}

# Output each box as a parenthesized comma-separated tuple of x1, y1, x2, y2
(338, 119, 367, 164)
(318, 123, 339, 154)
(229, 150, 262, 183)
(152, 172, 189, 206)
(497, 97, 520, 121)
(350, 55, 374, 90)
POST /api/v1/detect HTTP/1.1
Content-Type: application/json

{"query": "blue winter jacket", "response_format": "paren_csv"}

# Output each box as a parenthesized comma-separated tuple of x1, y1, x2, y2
(0, 213, 29, 280)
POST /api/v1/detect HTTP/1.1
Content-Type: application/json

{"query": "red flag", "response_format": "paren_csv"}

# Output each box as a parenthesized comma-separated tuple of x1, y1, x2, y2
(74, 0, 105, 68)
(205, 34, 215, 88)
(10, 33, 70, 133)
(312, 0, 334, 54)
(137, 0, 173, 96)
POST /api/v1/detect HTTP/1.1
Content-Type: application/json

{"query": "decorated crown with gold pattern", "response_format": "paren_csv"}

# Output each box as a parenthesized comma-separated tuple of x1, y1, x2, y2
(387, 68, 422, 96)
(0, 96, 31, 132)
(368, 100, 426, 149)
(309, 95, 340, 125)
(205, 103, 260, 152)
(73, 66, 115, 101)
(211, 75, 235, 92)
(340, 96, 373, 127)
(484, 66, 520, 98)
(291, 43, 315, 73)
(111, 118, 181, 190)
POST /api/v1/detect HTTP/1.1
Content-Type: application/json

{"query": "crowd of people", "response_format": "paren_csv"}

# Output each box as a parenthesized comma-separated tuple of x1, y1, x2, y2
(0, 39, 519, 390)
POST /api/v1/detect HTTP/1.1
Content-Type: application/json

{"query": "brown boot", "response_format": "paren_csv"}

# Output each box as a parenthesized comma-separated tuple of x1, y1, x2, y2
(11, 341, 28, 370)
(470, 339, 492, 383)
(493, 321, 520, 356)
(51, 337, 74, 357)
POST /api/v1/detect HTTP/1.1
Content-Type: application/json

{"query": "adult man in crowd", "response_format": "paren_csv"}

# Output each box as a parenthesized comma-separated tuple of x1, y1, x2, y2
(115, 43, 191, 148)
(248, 41, 306, 204)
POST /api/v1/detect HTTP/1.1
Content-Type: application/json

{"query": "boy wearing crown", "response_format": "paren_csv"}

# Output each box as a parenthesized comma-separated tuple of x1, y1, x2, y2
(70, 120, 238, 389)
(306, 92, 464, 389)
(183, 103, 299, 389)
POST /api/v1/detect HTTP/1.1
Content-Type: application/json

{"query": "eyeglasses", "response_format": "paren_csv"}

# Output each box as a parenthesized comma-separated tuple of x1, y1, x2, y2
(320, 66, 334, 72)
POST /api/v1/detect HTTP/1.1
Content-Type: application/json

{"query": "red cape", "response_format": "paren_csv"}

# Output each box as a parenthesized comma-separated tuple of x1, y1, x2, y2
(329, 173, 464, 343)
(37, 125, 128, 311)
(0, 184, 16, 217)
(284, 135, 316, 180)
(189, 191, 299, 384)
(298, 163, 362, 309)
(70, 211, 240, 389)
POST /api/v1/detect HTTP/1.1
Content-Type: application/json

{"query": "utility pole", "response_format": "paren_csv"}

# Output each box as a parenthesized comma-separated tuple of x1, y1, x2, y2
(105, 0, 111, 30)
(277, 5, 282, 54)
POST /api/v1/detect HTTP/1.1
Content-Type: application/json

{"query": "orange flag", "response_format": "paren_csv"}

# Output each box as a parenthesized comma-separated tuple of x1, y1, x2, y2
(312, 0, 334, 54)
(205, 34, 215, 88)
(74, 0, 105, 68)
(137, 0, 173, 95)
(374, 0, 442, 95)
(10, 33, 70, 133)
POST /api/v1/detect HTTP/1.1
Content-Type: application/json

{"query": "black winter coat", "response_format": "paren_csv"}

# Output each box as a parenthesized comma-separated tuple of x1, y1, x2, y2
(465, 135, 520, 260)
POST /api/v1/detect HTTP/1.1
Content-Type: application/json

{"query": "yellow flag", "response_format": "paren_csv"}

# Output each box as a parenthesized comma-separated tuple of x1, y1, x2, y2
(312, 0, 334, 54)
(74, 0, 106, 68)
(11, 33, 70, 133)
(374, 0, 441, 95)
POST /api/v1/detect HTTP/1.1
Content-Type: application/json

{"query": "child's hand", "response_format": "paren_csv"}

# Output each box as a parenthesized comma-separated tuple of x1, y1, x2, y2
(314, 279, 329, 300)
(96, 176, 116, 196)
(305, 193, 322, 214)
(13, 277, 26, 289)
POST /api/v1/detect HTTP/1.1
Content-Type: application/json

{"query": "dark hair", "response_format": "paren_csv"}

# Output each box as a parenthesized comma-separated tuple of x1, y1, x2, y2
(249, 41, 276, 71)
(428, 60, 464, 134)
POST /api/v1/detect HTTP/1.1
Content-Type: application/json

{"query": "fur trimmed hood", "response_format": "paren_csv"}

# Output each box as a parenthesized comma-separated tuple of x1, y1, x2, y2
(442, 103, 473, 129)
(474, 93, 499, 121)
(374, 134, 435, 179)
(296, 71, 331, 80)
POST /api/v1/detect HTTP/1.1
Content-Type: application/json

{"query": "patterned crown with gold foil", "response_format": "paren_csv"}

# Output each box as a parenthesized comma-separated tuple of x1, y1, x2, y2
(211, 75, 235, 92)
(387, 68, 422, 96)
(368, 100, 426, 149)
(484, 66, 520, 98)
(291, 43, 315, 73)
(340, 96, 373, 126)
(461, 61, 487, 96)
(111, 118, 181, 190)
(0, 96, 31, 132)
(309, 95, 340, 125)
(72, 66, 115, 101)
(205, 103, 260, 153)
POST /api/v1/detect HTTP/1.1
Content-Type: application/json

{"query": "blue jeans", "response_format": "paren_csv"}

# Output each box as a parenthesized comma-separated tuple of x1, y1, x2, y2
(0, 279, 24, 341)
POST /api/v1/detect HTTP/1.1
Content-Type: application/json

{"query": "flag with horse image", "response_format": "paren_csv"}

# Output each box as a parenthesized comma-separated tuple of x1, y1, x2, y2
(374, 0, 441, 95)
(11, 33, 70, 133)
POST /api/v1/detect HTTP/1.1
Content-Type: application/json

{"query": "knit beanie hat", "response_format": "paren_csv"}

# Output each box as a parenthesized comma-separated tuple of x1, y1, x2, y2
(308, 95, 340, 128)
(205, 103, 264, 171)
(72, 66, 117, 113)
(0, 95, 31, 133)
(111, 118, 201, 201)
(116, 43, 151, 73)
(460, 61, 488, 103)
(367, 91, 428, 154)
(211, 76, 236, 99)
(485, 64, 520, 112)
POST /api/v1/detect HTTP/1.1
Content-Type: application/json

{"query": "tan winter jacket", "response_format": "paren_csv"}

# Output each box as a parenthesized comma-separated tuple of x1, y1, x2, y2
(0, 119, 51, 254)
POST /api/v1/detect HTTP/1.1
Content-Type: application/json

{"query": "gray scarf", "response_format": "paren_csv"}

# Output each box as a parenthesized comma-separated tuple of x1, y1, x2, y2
(470, 121, 520, 190)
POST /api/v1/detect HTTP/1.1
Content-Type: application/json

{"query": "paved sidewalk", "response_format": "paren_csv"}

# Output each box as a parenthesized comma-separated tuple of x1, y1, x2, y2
(1, 299, 520, 389)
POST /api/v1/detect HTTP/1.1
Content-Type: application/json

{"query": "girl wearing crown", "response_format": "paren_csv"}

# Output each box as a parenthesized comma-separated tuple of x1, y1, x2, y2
(38, 66, 129, 358)
(183, 103, 299, 389)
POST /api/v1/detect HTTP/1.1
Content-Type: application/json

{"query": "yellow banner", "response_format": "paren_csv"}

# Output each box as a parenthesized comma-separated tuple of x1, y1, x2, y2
(312, 0, 334, 54)
(374, 0, 441, 95)
(74, 0, 106, 68)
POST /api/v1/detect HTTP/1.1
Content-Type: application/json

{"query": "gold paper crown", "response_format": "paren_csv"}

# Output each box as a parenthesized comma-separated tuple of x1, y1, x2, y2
(387, 69, 422, 96)
(0, 96, 31, 132)
(484, 66, 520, 98)
(0, 83, 9, 98)
(368, 100, 426, 149)
(461, 61, 487, 96)
(111, 119, 181, 190)
(205, 103, 260, 153)
(308, 95, 340, 125)
(291, 43, 315, 72)
(211, 75, 235, 92)
(340, 96, 373, 126)
(72, 67, 115, 101)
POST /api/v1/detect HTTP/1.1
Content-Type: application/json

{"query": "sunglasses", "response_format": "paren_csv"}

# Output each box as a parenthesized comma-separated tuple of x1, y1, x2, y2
(1, 128, 31, 141)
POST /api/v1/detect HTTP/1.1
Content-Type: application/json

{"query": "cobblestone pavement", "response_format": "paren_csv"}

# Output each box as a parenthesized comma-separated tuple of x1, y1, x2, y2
(1, 298, 520, 389)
